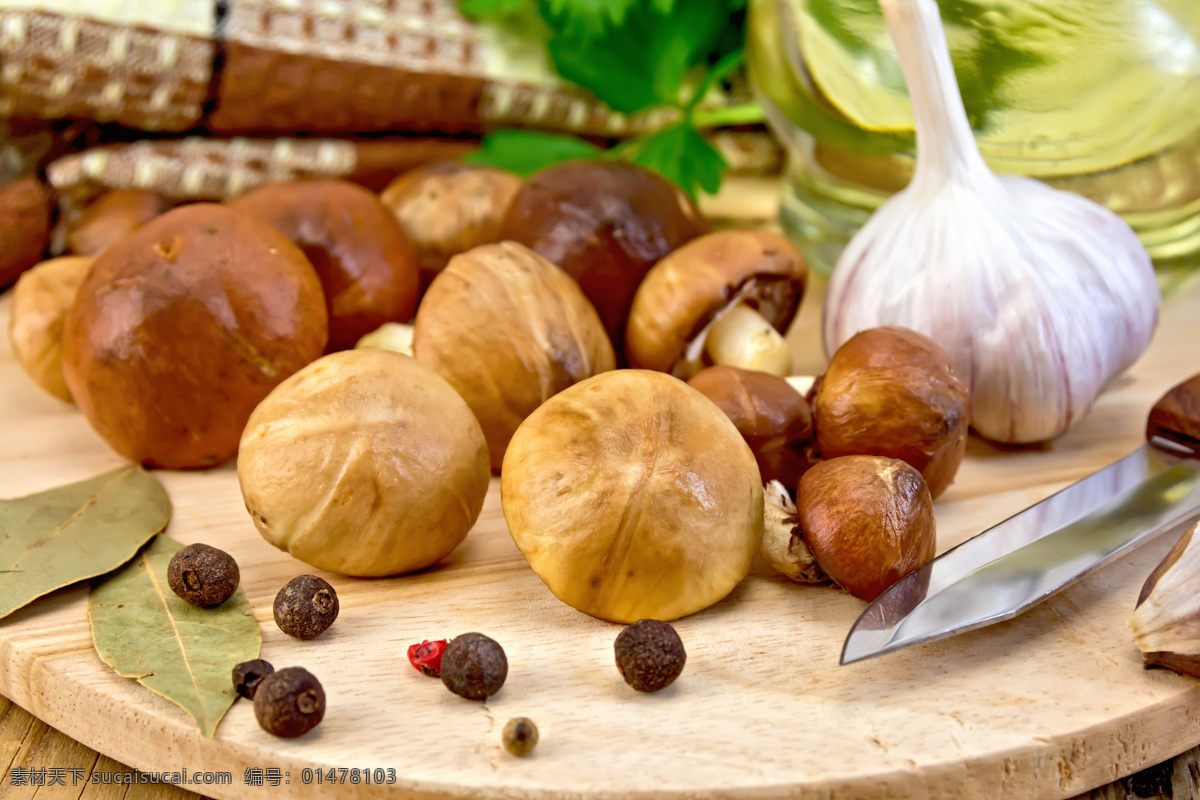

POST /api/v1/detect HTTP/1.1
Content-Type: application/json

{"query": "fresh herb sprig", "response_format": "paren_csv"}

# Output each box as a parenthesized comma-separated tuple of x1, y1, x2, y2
(459, 0, 761, 198)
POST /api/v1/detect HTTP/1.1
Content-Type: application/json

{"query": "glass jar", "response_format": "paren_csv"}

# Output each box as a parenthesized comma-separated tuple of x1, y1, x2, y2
(745, 0, 1200, 291)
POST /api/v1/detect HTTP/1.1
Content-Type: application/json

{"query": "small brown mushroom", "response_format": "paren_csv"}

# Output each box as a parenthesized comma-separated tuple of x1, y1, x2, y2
(227, 179, 419, 352)
(413, 241, 615, 473)
(238, 349, 490, 577)
(797, 455, 936, 602)
(8, 256, 93, 402)
(501, 369, 763, 623)
(687, 365, 814, 490)
(0, 176, 52, 288)
(814, 326, 969, 499)
(498, 160, 708, 357)
(626, 229, 807, 380)
(380, 162, 521, 293)
(62, 204, 328, 469)
(67, 189, 171, 256)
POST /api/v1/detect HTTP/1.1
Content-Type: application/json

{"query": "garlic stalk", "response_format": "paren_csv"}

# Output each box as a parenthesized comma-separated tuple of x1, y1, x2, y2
(1128, 521, 1200, 677)
(822, 0, 1160, 444)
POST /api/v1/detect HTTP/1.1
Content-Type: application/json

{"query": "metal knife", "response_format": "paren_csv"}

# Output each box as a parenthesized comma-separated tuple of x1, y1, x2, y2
(840, 373, 1200, 665)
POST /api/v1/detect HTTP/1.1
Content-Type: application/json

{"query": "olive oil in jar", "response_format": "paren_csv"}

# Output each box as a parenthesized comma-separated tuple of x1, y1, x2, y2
(746, 0, 1200, 287)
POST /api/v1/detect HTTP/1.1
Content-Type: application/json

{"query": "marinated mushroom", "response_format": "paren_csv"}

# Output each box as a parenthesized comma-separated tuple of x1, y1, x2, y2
(413, 241, 615, 472)
(67, 189, 171, 256)
(380, 162, 521, 292)
(501, 369, 763, 623)
(498, 160, 708, 356)
(239, 349, 490, 577)
(227, 179, 419, 351)
(814, 326, 969, 499)
(0, 176, 52, 288)
(62, 204, 328, 469)
(8, 256, 93, 402)
(626, 229, 807, 379)
(687, 365, 815, 491)
(797, 455, 936, 602)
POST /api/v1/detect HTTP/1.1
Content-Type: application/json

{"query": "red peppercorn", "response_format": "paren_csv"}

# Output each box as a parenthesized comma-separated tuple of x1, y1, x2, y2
(408, 639, 450, 677)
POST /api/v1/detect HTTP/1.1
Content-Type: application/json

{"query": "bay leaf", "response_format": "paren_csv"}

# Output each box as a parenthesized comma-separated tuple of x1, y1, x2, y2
(0, 465, 171, 620)
(89, 535, 261, 738)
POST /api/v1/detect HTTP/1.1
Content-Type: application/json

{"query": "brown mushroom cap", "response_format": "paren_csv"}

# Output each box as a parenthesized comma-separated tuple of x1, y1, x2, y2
(687, 365, 814, 490)
(8, 256, 93, 402)
(62, 203, 328, 469)
(798, 455, 936, 602)
(238, 349, 490, 577)
(625, 229, 807, 377)
(380, 162, 521, 290)
(0, 176, 51, 288)
(814, 326, 969, 500)
(68, 189, 171, 256)
(501, 369, 763, 623)
(413, 241, 615, 473)
(498, 160, 708, 356)
(227, 179, 419, 351)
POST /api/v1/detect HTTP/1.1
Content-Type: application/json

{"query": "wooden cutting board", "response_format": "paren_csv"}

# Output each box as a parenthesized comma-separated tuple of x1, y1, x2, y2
(2, 275, 1200, 800)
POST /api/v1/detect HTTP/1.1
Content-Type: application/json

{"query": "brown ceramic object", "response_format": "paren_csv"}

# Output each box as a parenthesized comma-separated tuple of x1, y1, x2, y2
(797, 455, 936, 602)
(498, 160, 708, 357)
(227, 179, 419, 351)
(814, 326, 970, 500)
(62, 203, 328, 469)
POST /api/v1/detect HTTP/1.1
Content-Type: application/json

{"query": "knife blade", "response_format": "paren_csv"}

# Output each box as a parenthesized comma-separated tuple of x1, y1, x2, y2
(840, 374, 1200, 665)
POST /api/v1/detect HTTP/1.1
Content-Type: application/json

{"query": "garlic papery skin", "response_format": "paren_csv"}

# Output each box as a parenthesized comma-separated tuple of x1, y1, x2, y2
(1129, 522, 1200, 678)
(822, 0, 1160, 445)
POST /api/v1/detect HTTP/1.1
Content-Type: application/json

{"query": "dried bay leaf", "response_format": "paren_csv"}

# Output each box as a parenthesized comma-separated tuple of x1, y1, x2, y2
(89, 536, 261, 738)
(0, 465, 170, 620)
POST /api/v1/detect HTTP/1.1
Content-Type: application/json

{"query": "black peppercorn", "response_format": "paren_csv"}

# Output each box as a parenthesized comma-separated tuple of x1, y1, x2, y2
(232, 659, 275, 700)
(273, 575, 339, 640)
(440, 632, 507, 700)
(502, 717, 538, 756)
(167, 543, 240, 607)
(253, 667, 325, 738)
(614, 619, 686, 693)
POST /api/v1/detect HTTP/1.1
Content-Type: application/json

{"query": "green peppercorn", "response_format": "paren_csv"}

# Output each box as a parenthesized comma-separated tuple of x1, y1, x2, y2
(166, 543, 240, 607)
(232, 659, 274, 700)
(502, 717, 539, 757)
(440, 632, 507, 700)
(614, 619, 686, 693)
(273, 575, 339, 640)
(253, 667, 325, 738)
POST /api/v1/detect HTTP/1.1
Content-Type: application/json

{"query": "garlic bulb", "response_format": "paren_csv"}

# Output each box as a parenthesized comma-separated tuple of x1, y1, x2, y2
(1128, 521, 1200, 678)
(822, 0, 1160, 444)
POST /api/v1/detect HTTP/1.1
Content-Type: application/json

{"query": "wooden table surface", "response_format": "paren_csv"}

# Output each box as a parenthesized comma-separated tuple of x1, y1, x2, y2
(2, 177, 1200, 800)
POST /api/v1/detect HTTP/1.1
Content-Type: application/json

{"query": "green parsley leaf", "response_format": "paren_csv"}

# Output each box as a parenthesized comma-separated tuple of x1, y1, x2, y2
(459, 0, 529, 15)
(621, 122, 727, 199)
(463, 129, 605, 176)
(541, 0, 639, 33)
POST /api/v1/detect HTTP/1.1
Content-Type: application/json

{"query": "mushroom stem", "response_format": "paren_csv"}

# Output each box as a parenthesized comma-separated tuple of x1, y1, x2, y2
(355, 322, 414, 357)
(704, 303, 792, 376)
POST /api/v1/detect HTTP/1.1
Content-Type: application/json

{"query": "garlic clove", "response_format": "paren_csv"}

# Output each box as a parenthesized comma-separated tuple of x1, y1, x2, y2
(822, 0, 1160, 445)
(1129, 521, 1200, 677)
(705, 303, 793, 377)
(761, 479, 828, 584)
